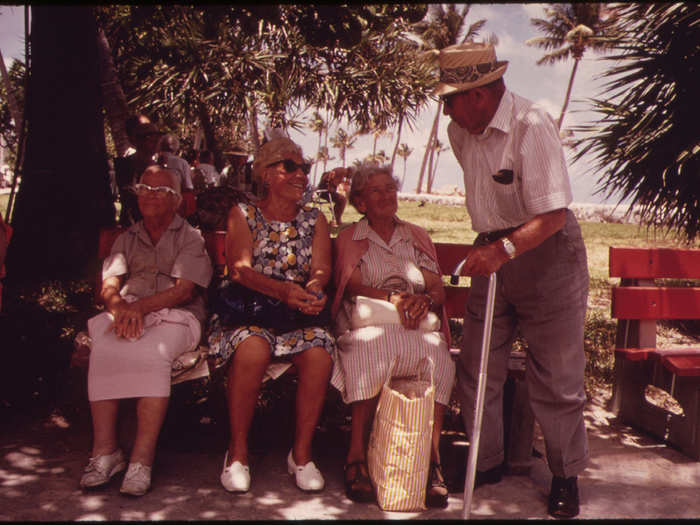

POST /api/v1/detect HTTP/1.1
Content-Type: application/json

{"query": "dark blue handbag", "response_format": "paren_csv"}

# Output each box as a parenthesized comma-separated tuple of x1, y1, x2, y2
(212, 279, 331, 332)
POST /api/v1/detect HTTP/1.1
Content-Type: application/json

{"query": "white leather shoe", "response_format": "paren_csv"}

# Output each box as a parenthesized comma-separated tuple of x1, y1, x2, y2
(119, 462, 152, 497)
(80, 448, 126, 489)
(287, 450, 324, 492)
(220, 452, 250, 493)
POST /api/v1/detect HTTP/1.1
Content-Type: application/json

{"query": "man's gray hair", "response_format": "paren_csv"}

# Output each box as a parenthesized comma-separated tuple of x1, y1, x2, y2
(161, 134, 180, 153)
(140, 165, 181, 195)
(348, 161, 398, 209)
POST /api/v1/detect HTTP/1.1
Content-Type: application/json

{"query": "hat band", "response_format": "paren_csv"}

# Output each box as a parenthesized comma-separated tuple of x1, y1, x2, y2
(440, 61, 500, 84)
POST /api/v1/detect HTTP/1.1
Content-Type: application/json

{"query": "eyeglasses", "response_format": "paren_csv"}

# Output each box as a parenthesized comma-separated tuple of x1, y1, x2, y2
(131, 183, 179, 198)
(270, 159, 311, 175)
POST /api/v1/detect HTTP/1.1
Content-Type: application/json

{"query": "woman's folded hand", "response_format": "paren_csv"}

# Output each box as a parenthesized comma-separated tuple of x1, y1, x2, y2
(282, 281, 326, 316)
(110, 300, 145, 339)
(390, 292, 431, 330)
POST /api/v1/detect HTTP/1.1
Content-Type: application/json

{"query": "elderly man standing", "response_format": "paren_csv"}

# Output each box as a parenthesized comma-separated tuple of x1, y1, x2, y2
(437, 42, 589, 518)
(80, 165, 212, 496)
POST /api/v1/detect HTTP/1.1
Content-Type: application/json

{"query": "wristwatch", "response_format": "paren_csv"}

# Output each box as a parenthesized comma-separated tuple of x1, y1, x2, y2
(501, 237, 516, 259)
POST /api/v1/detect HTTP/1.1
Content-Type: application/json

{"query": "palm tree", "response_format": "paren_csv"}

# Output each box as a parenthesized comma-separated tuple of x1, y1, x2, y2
(396, 143, 413, 190)
(427, 140, 449, 194)
(526, 3, 621, 130)
(413, 4, 486, 193)
(316, 146, 334, 175)
(330, 127, 357, 168)
(573, 3, 699, 241)
(308, 111, 327, 185)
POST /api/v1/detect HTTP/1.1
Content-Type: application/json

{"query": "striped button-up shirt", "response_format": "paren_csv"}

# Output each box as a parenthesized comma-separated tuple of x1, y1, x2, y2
(447, 90, 573, 233)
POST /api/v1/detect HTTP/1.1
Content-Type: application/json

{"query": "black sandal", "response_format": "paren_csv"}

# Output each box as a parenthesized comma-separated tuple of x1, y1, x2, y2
(344, 460, 375, 503)
(426, 462, 448, 508)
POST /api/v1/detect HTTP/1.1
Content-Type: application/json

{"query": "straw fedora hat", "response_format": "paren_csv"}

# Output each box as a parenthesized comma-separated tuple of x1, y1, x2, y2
(435, 42, 508, 98)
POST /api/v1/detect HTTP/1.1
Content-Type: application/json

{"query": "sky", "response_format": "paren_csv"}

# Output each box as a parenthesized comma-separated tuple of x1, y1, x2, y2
(0, 4, 623, 204)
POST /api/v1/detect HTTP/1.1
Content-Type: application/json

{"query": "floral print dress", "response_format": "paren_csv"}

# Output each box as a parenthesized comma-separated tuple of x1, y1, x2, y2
(207, 202, 335, 365)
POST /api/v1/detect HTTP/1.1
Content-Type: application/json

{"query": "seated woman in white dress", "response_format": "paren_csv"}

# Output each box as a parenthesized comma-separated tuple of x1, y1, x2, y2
(80, 165, 213, 496)
(330, 162, 455, 508)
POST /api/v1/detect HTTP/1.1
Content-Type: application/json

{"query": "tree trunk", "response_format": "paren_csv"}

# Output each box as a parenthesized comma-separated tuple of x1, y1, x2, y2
(416, 100, 442, 193)
(7, 5, 116, 281)
(96, 27, 131, 157)
(428, 150, 442, 193)
(313, 129, 322, 186)
(401, 157, 408, 190)
(389, 114, 404, 174)
(197, 100, 224, 171)
(558, 58, 580, 130)
(246, 94, 260, 153)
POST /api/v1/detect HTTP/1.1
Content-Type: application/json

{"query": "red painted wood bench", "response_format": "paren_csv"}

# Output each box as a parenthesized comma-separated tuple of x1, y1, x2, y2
(609, 246, 700, 459)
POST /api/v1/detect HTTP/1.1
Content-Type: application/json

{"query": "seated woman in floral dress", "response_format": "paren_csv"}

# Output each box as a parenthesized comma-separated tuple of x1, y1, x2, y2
(207, 137, 335, 494)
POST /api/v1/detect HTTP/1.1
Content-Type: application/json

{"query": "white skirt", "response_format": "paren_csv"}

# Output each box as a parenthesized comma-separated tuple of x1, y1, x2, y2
(87, 308, 201, 401)
(330, 324, 455, 405)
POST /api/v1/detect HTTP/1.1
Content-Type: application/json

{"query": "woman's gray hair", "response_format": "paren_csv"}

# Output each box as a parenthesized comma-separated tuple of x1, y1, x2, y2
(348, 161, 399, 210)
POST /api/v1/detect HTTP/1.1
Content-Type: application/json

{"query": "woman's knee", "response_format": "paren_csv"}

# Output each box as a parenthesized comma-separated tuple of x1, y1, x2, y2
(232, 336, 271, 369)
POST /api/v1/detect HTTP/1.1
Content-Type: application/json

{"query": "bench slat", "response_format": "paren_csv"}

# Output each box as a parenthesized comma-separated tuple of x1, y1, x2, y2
(661, 354, 700, 377)
(614, 347, 655, 361)
(609, 247, 700, 279)
(434, 243, 473, 276)
(612, 286, 700, 320)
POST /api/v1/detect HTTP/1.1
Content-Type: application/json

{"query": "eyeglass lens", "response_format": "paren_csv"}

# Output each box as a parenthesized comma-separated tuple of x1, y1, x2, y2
(281, 159, 311, 175)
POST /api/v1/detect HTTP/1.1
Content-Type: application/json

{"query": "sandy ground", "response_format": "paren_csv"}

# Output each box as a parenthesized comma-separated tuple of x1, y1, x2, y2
(2, 387, 700, 521)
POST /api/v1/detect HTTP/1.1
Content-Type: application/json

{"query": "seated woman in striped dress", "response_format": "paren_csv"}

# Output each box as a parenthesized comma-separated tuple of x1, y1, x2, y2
(330, 162, 455, 508)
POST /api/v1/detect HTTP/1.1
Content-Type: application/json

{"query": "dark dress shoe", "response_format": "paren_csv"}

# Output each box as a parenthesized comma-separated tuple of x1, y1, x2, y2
(344, 461, 375, 503)
(425, 463, 448, 508)
(548, 475, 579, 519)
(474, 463, 503, 489)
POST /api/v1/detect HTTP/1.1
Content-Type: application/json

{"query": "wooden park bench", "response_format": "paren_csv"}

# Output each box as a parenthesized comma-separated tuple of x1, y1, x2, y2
(609, 246, 700, 459)
(79, 227, 534, 470)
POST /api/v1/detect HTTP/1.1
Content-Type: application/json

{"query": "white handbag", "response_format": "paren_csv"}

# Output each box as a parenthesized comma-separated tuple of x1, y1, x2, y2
(350, 296, 441, 331)
(349, 273, 440, 332)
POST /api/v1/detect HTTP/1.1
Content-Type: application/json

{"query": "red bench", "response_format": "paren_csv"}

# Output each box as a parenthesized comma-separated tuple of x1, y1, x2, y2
(609, 246, 700, 459)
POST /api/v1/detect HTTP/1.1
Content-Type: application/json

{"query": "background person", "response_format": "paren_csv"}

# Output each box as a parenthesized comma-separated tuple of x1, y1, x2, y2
(207, 137, 335, 494)
(318, 167, 352, 227)
(192, 150, 222, 190)
(437, 41, 589, 519)
(330, 163, 455, 508)
(114, 120, 164, 226)
(81, 166, 212, 497)
(159, 134, 194, 192)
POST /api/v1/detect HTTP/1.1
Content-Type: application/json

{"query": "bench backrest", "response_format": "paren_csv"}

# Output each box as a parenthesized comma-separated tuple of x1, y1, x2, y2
(609, 247, 700, 321)
(97, 228, 474, 320)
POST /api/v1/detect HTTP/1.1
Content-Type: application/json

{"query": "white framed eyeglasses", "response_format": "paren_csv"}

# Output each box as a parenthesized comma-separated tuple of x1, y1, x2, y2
(131, 183, 179, 198)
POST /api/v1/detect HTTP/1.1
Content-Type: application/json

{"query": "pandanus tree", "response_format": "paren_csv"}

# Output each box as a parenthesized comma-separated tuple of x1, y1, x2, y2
(573, 3, 700, 242)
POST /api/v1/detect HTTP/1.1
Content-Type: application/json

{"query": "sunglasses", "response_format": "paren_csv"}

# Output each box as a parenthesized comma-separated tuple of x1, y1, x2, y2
(131, 183, 178, 198)
(270, 159, 311, 175)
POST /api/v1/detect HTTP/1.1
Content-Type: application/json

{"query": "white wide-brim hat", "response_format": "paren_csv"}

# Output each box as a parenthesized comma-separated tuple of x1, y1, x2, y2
(435, 42, 508, 98)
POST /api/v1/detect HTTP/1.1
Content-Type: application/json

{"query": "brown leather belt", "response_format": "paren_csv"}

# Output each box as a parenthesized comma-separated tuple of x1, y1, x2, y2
(478, 225, 522, 244)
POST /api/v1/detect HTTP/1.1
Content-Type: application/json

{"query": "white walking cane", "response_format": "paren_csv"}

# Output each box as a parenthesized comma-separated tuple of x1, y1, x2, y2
(451, 268, 497, 519)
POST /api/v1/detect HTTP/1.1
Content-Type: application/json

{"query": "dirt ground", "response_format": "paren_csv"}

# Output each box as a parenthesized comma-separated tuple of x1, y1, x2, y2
(2, 383, 700, 521)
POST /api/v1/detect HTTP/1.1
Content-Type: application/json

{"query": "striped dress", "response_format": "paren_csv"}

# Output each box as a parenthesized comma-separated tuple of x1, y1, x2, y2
(329, 219, 455, 405)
